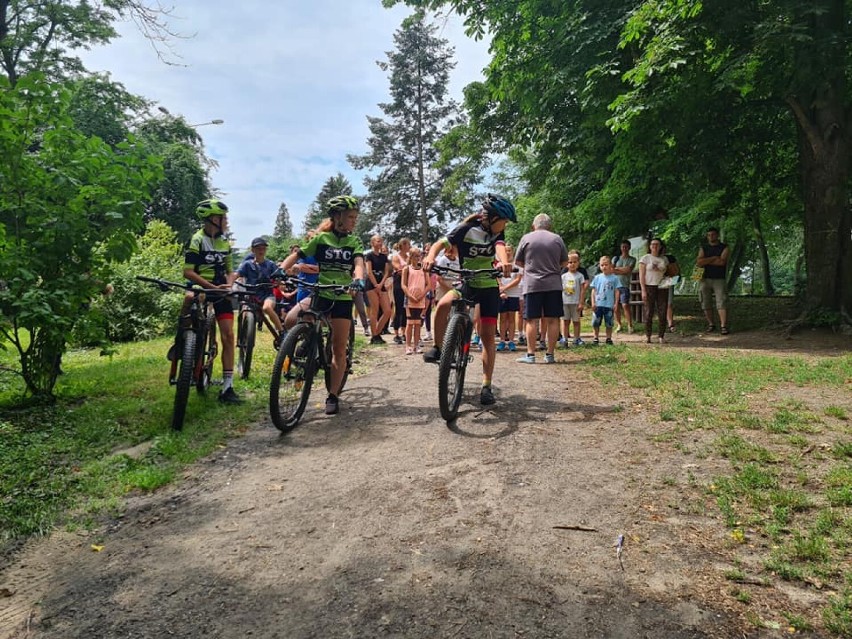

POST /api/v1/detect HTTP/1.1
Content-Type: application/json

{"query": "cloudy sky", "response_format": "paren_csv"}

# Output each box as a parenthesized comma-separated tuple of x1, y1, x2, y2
(81, 1, 491, 248)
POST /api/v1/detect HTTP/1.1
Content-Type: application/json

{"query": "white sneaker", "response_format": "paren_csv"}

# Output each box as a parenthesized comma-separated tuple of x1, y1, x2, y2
(424, 332, 433, 341)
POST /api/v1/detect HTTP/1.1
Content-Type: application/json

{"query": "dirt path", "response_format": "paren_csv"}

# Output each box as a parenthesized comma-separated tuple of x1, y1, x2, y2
(2, 330, 848, 638)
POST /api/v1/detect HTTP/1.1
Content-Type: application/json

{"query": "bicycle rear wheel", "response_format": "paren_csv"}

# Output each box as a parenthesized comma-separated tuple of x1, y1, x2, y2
(172, 331, 197, 431)
(269, 323, 316, 432)
(438, 313, 472, 422)
(237, 310, 256, 379)
(325, 320, 355, 395)
(196, 315, 217, 394)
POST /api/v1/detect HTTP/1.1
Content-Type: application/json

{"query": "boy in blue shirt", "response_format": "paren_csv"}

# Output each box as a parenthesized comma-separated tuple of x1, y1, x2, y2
(590, 256, 619, 345)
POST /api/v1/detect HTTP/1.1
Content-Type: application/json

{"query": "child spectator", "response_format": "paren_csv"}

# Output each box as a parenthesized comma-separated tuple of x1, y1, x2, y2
(402, 247, 431, 354)
(497, 244, 522, 352)
(590, 256, 619, 345)
(560, 251, 587, 346)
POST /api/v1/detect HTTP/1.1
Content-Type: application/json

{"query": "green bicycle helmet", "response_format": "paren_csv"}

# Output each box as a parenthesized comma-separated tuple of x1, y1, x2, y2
(196, 199, 229, 220)
(481, 194, 516, 223)
(326, 195, 359, 216)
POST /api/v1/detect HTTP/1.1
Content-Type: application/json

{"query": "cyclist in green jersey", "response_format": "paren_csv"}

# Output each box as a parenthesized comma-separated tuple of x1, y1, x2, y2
(280, 195, 366, 415)
(422, 194, 516, 406)
(178, 199, 241, 403)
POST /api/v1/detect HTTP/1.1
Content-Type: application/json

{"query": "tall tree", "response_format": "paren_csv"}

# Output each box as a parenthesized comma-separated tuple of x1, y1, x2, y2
(274, 201, 293, 241)
(388, 0, 850, 324)
(0, 74, 161, 399)
(303, 173, 354, 235)
(349, 10, 468, 244)
(0, 0, 178, 85)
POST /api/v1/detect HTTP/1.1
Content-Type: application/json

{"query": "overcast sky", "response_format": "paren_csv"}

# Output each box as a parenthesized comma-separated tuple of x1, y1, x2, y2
(80, 1, 491, 248)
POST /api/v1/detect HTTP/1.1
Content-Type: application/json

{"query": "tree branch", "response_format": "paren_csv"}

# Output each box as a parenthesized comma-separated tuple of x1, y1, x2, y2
(785, 95, 823, 159)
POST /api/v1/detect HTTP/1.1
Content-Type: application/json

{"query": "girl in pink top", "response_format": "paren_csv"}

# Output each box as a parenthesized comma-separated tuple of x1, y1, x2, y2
(402, 247, 432, 354)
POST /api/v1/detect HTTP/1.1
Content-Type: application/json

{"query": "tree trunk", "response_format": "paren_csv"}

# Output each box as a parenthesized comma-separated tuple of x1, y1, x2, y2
(751, 206, 774, 295)
(726, 240, 747, 293)
(788, 87, 851, 317)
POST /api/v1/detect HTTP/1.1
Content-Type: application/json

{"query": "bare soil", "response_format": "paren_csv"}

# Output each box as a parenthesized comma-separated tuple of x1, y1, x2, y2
(1, 328, 850, 639)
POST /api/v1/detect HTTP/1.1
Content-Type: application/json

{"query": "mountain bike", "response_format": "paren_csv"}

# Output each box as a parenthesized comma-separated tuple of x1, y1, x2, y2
(138, 276, 243, 431)
(269, 280, 356, 433)
(235, 282, 286, 380)
(429, 265, 504, 423)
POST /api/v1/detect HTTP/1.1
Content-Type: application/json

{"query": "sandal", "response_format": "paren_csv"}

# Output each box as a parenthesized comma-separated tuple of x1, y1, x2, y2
(706, 324, 716, 333)
(720, 326, 730, 335)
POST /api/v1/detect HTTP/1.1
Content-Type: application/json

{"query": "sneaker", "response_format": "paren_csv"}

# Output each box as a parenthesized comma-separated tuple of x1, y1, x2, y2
(324, 394, 339, 415)
(393, 335, 404, 344)
(544, 353, 555, 364)
(516, 353, 536, 364)
(517, 336, 527, 346)
(706, 324, 716, 333)
(424, 332, 433, 341)
(422, 346, 441, 363)
(370, 335, 386, 345)
(592, 338, 600, 345)
(415, 347, 423, 354)
(405, 347, 414, 355)
(658, 336, 666, 344)
(218, 388, 243, 404)
(557, 337, 567, 347)
(668, 324, 676, 333)
(605, 338, 614, 345)
(573, 338, 585, 347)
(507, 341, 517, 352)
(480, 385, 495, 406)
(614, 324, 622, 334)
(627, 325, 634, 334)
(471, 334, 480, 346)
(364, 327, 370, 337)
(538, 341, 546, 351)
(496, 341, 506, 352)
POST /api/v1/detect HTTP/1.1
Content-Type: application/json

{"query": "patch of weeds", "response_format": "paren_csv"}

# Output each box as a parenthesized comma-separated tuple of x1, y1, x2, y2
(730, 587, 752, 604)
(788, 434, 810, 449)
(661, 475, 677, 487)
(781, 611, 812, 633)
(765, 556, 804, 582)
(832, 442, 852, 460)
(651, 430, 678, 443)
(825, 405, 849, 421)
(788, 531, 831, 563)
(736, 463, 778, 491)
(731, 413, 763, 430)
(724, 567, 746, 582)
(825, 466, 852, 507)
(769, 407, 822, 435)
(659, 408, 677, 422)
(823, 590, 852, 637)
(121, 464, 175, 491)
(717, 434, 775, 463)
(770, 489, 812, 513)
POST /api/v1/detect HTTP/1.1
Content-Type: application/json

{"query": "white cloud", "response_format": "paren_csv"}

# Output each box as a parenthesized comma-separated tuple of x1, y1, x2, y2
(82, 0, 490, 247)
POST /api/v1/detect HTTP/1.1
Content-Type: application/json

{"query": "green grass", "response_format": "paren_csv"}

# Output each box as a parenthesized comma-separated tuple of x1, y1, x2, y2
(573, 344, 852, 636)
(0, 331, 369, 541)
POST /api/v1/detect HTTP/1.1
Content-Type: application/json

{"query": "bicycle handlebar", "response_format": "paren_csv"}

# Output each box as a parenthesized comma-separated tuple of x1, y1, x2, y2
(429, 265, 517, 279)
(136, 276, 255, 299)
(279, 276, 353, 296)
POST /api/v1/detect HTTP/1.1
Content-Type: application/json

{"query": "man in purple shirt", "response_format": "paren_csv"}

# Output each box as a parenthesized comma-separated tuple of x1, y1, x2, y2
(513, 213, 570, 364)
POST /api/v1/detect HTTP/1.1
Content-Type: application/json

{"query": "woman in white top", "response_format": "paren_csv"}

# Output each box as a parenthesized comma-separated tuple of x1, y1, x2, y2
(639, 238, 669, 344)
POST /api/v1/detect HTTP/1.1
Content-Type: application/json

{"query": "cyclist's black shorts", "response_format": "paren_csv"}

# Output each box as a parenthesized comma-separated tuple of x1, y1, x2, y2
(468, 287, 500, 320)
(213, 296, 234, 319)
(321, 298, 354, 320)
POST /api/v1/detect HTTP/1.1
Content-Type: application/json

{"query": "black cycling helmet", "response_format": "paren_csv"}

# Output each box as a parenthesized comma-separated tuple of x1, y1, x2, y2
(196, 199, 229, 220)
(326, 195, 359, 217)
(481, 194, 516, 223)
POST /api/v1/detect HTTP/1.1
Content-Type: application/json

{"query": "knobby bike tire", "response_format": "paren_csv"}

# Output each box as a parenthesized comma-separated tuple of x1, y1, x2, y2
(238, 310, 256, 380)
(269, 323, 316, 433)
(172, 331, 197, 431)
(325, 320, 355, 395)
(438, 313, 472, 422)
(196, 314, 217, 394)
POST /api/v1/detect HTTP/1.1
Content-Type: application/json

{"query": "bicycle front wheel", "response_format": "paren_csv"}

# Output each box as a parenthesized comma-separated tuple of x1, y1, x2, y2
(325, 320, 355, 395)
(237, 310, 256, 379)
(438, 313, 472, 422)
(172, 331, 197, 431)
(196, 314, 218, 394)
(269, 323, 316, 432)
